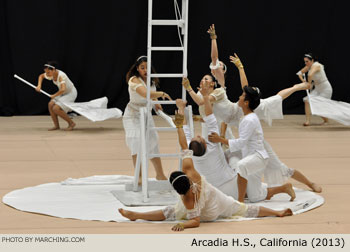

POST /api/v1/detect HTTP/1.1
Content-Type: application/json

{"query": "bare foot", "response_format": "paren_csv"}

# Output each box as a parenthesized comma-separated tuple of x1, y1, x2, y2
(303, 122, 310, 127)
(48, 126, 60, 131)
(156, 175, 167, 180)
(278, 208, 293, 217)
(65, 122, 76, 131)
(284, 183, 296, 201)
(310, 183, 322, 193)
(118, 208, 137, 221)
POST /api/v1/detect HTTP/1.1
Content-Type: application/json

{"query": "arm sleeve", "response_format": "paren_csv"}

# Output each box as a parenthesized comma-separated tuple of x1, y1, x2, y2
(128, 82, 144, 92)
(210, 88, 225, 102)
(183, 125, 192, 146)
(209, 59, 220, 70)
(228, 118, 255, 152)
(203, 113, 219, 135)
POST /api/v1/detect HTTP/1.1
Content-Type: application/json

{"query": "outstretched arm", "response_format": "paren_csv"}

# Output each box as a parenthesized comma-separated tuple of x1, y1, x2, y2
(208, 24, 225, 87)
(230, 53, 248, 89)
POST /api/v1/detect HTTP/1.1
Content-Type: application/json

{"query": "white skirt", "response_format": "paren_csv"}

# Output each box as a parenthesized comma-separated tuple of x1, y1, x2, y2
(55, 88, 78, 113)
(255, 94, 283, 126)
(307, 95, 350, 125)
(122, 103, 159, 156)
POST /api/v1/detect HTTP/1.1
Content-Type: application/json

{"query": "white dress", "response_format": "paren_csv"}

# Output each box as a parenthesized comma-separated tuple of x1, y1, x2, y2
(303, 62, 333, 102)
(302, 62, 350, 125)
(204, 88, 283, 127)
(44, 70, 77, 113)
(122, 76, 159, 156)
(162, 176, 260, 221)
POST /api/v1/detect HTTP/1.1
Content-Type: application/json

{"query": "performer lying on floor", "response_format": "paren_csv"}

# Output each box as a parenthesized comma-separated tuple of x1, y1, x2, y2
(118, 97, 293, 231)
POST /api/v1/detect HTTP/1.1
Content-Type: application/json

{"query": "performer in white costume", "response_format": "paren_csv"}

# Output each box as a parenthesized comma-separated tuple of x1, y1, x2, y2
(181, 83, 295, 202)
(36, 61, 77, 131)
(118, 101, 293, 231)
(209, 54, 322, 193)
(123, 56, 172, 181)
(296, 53, 333, 126)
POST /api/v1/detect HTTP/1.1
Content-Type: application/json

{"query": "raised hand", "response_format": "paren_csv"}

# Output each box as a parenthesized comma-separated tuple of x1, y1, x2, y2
(230, 53, 244, 69)
(182, 77, 192, 91)
(175, 98, 187, 110)
(207, 24, 217, 40)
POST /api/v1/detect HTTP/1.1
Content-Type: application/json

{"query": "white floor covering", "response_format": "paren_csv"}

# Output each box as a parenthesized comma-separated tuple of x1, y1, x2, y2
(2, 175, 324, 223)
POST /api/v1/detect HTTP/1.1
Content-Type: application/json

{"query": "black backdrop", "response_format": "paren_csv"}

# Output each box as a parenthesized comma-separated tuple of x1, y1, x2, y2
(1, 0, 350, 116)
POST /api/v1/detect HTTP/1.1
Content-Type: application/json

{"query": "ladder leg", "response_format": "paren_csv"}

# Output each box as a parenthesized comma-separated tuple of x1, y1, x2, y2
(140, 108, 149, 202)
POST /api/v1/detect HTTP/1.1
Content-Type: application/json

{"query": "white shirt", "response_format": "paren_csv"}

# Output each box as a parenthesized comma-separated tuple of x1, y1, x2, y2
(228, 113, 268, 159)
(44, 70, 75, 95)
(183, 114, 235, 188)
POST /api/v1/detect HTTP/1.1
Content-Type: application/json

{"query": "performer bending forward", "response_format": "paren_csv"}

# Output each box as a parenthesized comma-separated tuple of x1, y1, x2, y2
(36, 61, 77, 131)
(296, 53, 333, 126)
(118, 99, 292, 231)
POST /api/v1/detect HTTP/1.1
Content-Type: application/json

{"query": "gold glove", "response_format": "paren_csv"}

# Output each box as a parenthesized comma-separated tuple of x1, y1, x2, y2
(208, 26, 217, 40)
(174, 113, 184, 128)
(182, 78, 192, 92)
(232, 56, 244, 69)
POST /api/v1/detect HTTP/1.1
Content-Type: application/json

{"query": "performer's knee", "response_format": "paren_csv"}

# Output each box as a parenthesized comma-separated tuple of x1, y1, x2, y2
(52, 105, 61, 113)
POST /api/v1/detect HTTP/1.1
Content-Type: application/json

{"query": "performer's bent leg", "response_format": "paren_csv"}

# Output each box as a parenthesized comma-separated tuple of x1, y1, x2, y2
(292, 170, 322, 193)
(150, 157, 167, 180)
(118, 208, 167, 221)
(48, 101, 60, 130)
(266, 183, 295, 201)
(304, 101, 311, 126)
(52, 105, 75, 130)
(237, 174, 247, 202)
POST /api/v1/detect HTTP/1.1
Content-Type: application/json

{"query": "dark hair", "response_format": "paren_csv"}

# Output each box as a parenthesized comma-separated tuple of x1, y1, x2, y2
(169, 171, 190, 195)
(304, 53, 317, 61)
(44, 61, 59, 70)
(243, 85, 261, 111)
(126, 56, 159, 87)
(189, 140, 206, 156)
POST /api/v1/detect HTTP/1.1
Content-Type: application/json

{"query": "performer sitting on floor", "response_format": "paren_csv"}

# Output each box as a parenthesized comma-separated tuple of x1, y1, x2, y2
(118, 98, 293, 231)
(36, 61, 77, 131)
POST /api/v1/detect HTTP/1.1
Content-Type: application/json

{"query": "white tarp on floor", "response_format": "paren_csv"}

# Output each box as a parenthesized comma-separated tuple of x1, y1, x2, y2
(2, 175, 324, 223)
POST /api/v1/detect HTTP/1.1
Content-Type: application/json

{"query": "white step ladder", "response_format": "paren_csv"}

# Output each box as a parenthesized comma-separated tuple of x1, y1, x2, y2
(130, 0, 193, 203)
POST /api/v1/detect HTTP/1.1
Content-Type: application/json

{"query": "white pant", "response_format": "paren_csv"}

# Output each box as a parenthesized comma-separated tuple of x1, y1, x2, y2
(237, 152, 269, 203)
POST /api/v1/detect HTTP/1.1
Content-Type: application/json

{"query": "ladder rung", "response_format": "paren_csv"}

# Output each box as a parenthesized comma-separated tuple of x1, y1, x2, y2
(150, 47, 184, 51)
(151, 100, 176, 105)
(151, 20, 185, 26)
(150, 73, 185, 78)
(152, 127, 176, 131)
(149, 153, 180, 158)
